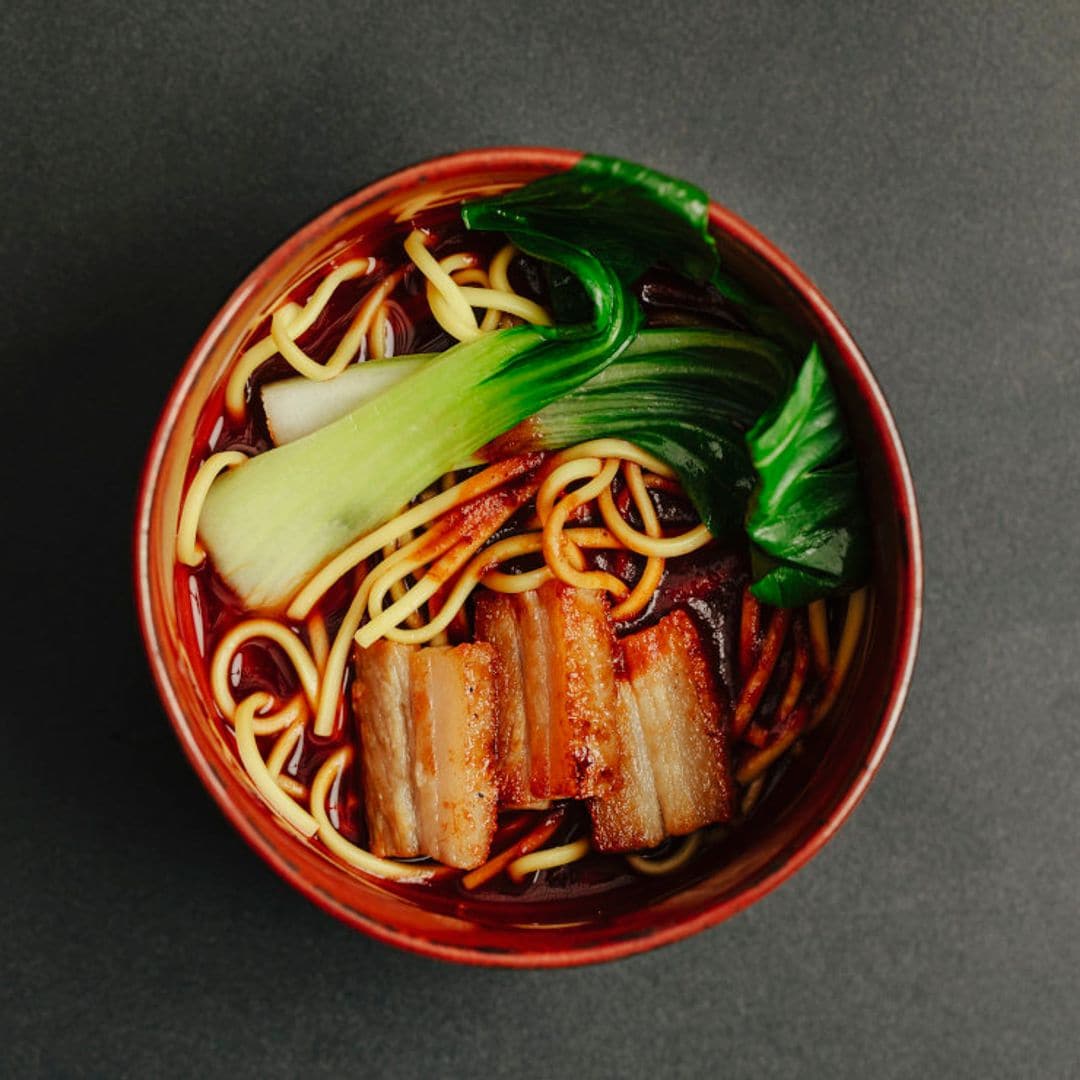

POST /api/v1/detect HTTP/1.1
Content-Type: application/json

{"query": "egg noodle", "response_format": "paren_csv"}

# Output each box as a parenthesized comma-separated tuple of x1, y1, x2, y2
(177, 229, 868, 886)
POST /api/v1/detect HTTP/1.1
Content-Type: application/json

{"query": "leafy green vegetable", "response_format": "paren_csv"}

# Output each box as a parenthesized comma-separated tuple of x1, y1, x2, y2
(745, 344, 870, 606)
(259, 327, 793, 537)
(260, 328, 791, 462)
(463, 155, 718, 286)
(202, 152, 868, 613)
(199, 155, 723, 610)
(526, 328, 792, 534)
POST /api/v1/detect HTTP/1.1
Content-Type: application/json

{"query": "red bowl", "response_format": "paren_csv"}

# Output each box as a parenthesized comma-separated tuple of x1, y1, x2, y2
(134, 147, 922, 967)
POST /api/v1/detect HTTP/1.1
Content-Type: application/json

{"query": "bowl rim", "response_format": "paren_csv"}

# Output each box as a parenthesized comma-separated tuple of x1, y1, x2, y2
(134, 145, 923, 968)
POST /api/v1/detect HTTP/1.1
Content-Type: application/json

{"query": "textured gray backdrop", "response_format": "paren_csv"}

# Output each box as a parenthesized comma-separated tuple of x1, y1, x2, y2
(2, 2, 1077, 1077)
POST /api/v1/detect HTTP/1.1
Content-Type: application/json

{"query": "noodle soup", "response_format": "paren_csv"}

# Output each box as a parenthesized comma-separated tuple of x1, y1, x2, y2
(137, 150, 920, 960)
(175, 159, 869, 903)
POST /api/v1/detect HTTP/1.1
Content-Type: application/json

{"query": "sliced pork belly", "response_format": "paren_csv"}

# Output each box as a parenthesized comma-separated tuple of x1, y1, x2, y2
(589, 681, 665, 851)
(514, 589, 558, 796)
(547, 582, 623, 797)
(475, 582, 621, 802)
(410, 644, 499, 869)
(352, 641, 420, 858)
(474, 595, 532, 806)
(591, 609, 734, 850)
(352, 641, 499, 870)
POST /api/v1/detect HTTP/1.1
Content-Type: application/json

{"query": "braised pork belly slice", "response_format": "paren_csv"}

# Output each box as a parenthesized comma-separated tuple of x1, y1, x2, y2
(410, 644, 499, 870)
(589, 680, 665, 852)
(548, 582, 623, 797)
(590, 609, 734, 851)
(474, 595, 533, 807)
(475, 581, 622, 802)
(628, 610, 734, 834)
(352, 641, 421, 858)
(352, 641, 499, 870)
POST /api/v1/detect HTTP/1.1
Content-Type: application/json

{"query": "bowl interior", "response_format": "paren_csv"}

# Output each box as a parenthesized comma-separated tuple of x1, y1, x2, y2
(136, 148, 921, 966)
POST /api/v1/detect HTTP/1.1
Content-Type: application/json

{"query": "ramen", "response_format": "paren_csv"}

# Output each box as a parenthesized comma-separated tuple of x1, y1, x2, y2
(175, 155, 870, 893)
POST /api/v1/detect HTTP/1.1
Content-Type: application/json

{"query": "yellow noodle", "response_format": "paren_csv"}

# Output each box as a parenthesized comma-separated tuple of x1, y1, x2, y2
(210, 620, 320, 727)
(423, 252, 489, 338)
(507, 839, 591, 883)
(487, 244, 516, 293)
(625, 831, 703, 876)
(382, 528, 426, 630)
(415, 245, 550, 341)
(740, 775, 766, 816)
(367, 554, 425, 622)
(448, 265, 503, 331)
(361, 522, 466, 626)
(265, 717, 305, 778)
(598, 485, 712, 558)
(811, 587, 868, 726)
(426, 286, 483, 342)
(405, 230, 477, 331)
(313, 573, 375, 737)
(306, 611, 330, 673)
(435, 252, 479, 275)
(367, 303, 389, 360)
(450, 261, 506, 333)
(224, 338, 277, 420)
(309, 749, 435, 882)
(610, 462, 666, 620)
(455, 286, 552, 325)
(176, 451, 248, 566)
(543, 460, 627, 594)
(737, 730, 801, 785)
(270, 268, 404, 381)
(486, 243, 549, 330)
(275, 776, 308, 800)
(286, 464, 516, 620)
(379, 528, 623, 645)
(224, 258, 374, 417)
(450, 267, 490, 288)
(482, 567, 553, 593)
(550, 439, 675, 479)
(536, 457, 604, 524)
(234, 693, 319, 837)
(244, 693, 308, 738)
(377, 532, 548, 645)
(345, 462, 563, 647)
(625, 463, 661, 529)
(343, 536, 453, 649)
(282, 258, 374, 337)
(355, 576, 443, 649)
(479, 306, 503, 333)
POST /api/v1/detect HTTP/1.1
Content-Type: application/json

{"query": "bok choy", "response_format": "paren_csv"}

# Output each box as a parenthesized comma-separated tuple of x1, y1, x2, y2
(199, 153, 869, 613)
(261, 327, 794, 535)
(199, 155, 719, 610)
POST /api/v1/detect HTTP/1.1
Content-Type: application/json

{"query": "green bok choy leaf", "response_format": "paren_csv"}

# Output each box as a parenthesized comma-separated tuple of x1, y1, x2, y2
(744, 344, 870, 605)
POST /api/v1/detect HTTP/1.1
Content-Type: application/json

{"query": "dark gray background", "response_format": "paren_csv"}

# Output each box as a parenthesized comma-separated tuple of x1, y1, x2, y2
(2, 2, 1077, 1077)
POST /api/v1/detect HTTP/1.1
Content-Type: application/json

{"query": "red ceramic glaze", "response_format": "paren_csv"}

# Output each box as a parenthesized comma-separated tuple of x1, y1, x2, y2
(134, 147, 922, 967)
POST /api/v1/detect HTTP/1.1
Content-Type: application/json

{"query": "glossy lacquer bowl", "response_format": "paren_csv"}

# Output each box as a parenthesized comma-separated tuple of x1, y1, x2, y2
(135, 147, 922, 967)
